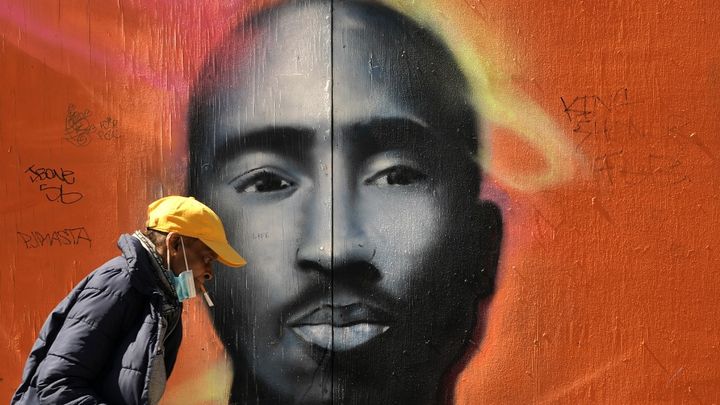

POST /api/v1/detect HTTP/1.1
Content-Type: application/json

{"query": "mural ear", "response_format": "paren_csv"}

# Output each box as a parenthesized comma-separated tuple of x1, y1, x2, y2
(471, 200, 503, 298)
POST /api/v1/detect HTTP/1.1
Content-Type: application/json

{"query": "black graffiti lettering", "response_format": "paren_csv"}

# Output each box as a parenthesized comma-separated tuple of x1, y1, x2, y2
(65, 104, 96, 147)
(562, 88, 691, 188)
(58, 229, 73, 245)
(51, 232, 63, 245)
(561, 88, 636, 121)
(561, 88, 644, 152)
(17, 232, 35, 248)
(64, 104, 120, 146)
(98, 117, 120, 140)
(70, 227, 92, 247)
(16, 227, 92, 249)
(560, 95, 593, 123)
(36, 232, 52, 246)
(26, 164, 84, 204)
(25, 165, 76, 184)
(39, 183, 84, 204)
(24, 165, 40, 182)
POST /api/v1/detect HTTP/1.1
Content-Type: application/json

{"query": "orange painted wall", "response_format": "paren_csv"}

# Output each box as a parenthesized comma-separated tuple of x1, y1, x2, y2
(1, 1, 719, 403)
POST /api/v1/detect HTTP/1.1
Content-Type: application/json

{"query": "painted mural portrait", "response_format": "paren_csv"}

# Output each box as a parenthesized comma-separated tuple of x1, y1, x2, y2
(5, 0, 720, 403)
(188, 0, 502, 403)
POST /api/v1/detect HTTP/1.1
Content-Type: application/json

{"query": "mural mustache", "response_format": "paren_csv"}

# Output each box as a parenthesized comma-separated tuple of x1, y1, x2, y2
(188, 0, 503, 403)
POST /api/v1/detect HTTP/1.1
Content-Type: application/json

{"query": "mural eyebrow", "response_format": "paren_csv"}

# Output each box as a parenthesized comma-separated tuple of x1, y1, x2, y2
(212, 126, 314, 166)
(345, 117, 438, 151)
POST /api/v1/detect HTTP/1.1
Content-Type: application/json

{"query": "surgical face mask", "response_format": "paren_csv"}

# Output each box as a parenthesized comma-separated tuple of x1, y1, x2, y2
(167, 237, 196, 302)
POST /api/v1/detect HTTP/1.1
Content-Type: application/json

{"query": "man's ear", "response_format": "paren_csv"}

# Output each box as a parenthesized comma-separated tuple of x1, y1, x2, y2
(471, 200, 503, 298)
(166, 232, 181, 254)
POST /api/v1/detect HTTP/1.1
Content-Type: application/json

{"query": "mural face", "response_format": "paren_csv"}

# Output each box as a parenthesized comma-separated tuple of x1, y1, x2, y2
(189, 1, 501, 403)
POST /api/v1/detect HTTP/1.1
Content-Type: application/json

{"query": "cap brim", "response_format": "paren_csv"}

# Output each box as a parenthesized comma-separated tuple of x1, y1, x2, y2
(201, 238, 247, 268)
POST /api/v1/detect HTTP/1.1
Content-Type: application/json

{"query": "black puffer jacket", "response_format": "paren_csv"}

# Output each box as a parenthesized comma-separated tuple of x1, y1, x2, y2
(12, 234, 183, 405)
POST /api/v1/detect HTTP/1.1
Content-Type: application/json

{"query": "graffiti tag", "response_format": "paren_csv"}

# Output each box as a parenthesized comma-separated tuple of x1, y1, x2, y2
(98, 116, 119, 140)
(17, 227, 92, 249)
(65, 104, 96, 146)
(64, 104, 119, 146)
(25, 164, 84, 204)
(592, 150, 689, 187)
(560, 87, 644, 150)
(560, 87, 692, 189)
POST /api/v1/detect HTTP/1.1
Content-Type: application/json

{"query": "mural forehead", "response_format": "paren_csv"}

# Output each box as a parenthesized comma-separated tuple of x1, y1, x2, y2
(193, 0, 478, 161)
(2, 0, 720, 404)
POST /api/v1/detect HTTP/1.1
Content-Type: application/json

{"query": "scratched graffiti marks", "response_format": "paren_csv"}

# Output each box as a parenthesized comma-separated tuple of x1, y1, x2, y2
(561, 88, 644, 150)
(592, 150, 689, 188)
(561, 88, 691, 189)
(64, 104, 119, 146)
(16, 227, 92, 249)
(25, 164, 84, 204)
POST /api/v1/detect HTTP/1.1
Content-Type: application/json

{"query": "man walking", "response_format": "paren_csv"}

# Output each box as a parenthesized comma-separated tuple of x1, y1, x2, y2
(12, 196, 245, 404)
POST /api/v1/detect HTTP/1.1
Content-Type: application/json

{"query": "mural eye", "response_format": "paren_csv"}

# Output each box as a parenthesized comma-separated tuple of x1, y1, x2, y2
(231, 170, 295, 193)
(366, 165, 427, 186)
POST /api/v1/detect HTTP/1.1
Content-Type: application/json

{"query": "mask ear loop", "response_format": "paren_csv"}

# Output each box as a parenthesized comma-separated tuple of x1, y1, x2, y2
(180, 236, 190, 272)
(178, 236, 197, 299)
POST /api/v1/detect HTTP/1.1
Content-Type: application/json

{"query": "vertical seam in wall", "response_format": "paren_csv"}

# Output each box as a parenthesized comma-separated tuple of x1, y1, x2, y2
(329, 1, 335, 404)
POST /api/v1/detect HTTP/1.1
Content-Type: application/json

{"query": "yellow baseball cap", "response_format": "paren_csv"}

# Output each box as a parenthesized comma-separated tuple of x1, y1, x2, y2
(146, 196, 246, 267)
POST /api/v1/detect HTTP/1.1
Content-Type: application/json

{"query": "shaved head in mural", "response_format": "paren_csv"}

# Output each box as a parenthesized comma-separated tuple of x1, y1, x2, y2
(188, 1, 502, 403)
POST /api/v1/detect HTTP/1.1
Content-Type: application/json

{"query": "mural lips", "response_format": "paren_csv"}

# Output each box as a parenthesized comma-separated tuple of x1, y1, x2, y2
(288, 302, 392, 351)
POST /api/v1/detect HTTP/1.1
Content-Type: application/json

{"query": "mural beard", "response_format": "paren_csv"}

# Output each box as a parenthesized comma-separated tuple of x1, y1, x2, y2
(189, 1, 503, 404)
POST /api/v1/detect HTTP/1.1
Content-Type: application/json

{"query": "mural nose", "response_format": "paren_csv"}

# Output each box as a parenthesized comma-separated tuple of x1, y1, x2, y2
(296, 242, 333, 272)
(331, 232, 375, 270)
(296, 186, 333, 272)
(329, 189, 378, 278)
(331, 236, 379, 282)
(296, 214, 378, 280)
(295, 181, 375, 275)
